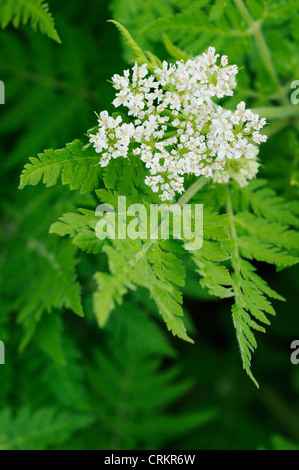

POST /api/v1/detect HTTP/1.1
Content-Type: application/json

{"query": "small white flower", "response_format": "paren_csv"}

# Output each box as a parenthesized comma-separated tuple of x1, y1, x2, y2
(90, 50, 267, 200)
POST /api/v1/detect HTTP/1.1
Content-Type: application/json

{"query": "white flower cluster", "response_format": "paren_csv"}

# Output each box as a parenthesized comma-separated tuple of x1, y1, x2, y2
(90, 48, 267, 201)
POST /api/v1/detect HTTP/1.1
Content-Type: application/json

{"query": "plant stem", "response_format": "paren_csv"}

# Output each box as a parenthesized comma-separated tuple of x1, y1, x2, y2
(234, 0, 299, 182)
(177, 175, 209, 207)
(234, 0, 288, 105)
(135, 176, 208, 261)
(252, 105, 299, 120)
(226, 184, 241, 276)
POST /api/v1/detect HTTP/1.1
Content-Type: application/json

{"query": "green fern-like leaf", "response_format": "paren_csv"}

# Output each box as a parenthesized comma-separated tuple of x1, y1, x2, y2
(19, 140, 102, 194)
(0, 407, 92, 450)
(0, 0, 61, 43)
(239, 179, 299, 228)
(192, 210, 233, 298)
(234, 212, 299, 250)
(86, 343, 216, 449)
(188, 179, 298, 386)
(108, 19, 148, 65)
(93, 238, 192, 343)
(222, 181, 299, 386)
(50, 210, 99, 237)
(15, 239, 84, 350)
(162, 33, 192, 61)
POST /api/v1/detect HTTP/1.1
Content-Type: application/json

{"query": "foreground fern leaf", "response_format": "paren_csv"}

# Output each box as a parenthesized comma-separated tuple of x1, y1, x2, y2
(93, 239, 191, 343)
(224, 183, 298, 386)
(0, 0, 61, 43)
(19, 140, 102, 194)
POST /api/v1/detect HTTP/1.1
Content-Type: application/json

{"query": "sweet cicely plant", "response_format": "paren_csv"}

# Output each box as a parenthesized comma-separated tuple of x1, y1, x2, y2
(19, 22, 299, 387)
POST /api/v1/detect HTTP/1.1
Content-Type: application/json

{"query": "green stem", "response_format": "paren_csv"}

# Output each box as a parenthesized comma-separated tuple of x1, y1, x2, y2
(177, 175, 208, 207)
(252, 105, 299, 120)
(235, 0, 299, 182)
(234, 0, 289, 105)
(235, 0, 299, 183)
(135, 176, 209, 262)
(226, 184, 241, 276)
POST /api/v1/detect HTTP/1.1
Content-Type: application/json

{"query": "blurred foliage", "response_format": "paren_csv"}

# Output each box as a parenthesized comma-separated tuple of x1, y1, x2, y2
(0, 0, 61, 43)
(0, 0, 299, 450)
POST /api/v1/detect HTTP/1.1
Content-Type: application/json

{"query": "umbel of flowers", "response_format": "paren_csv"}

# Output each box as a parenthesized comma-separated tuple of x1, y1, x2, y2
(90, 48, 267, 201)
